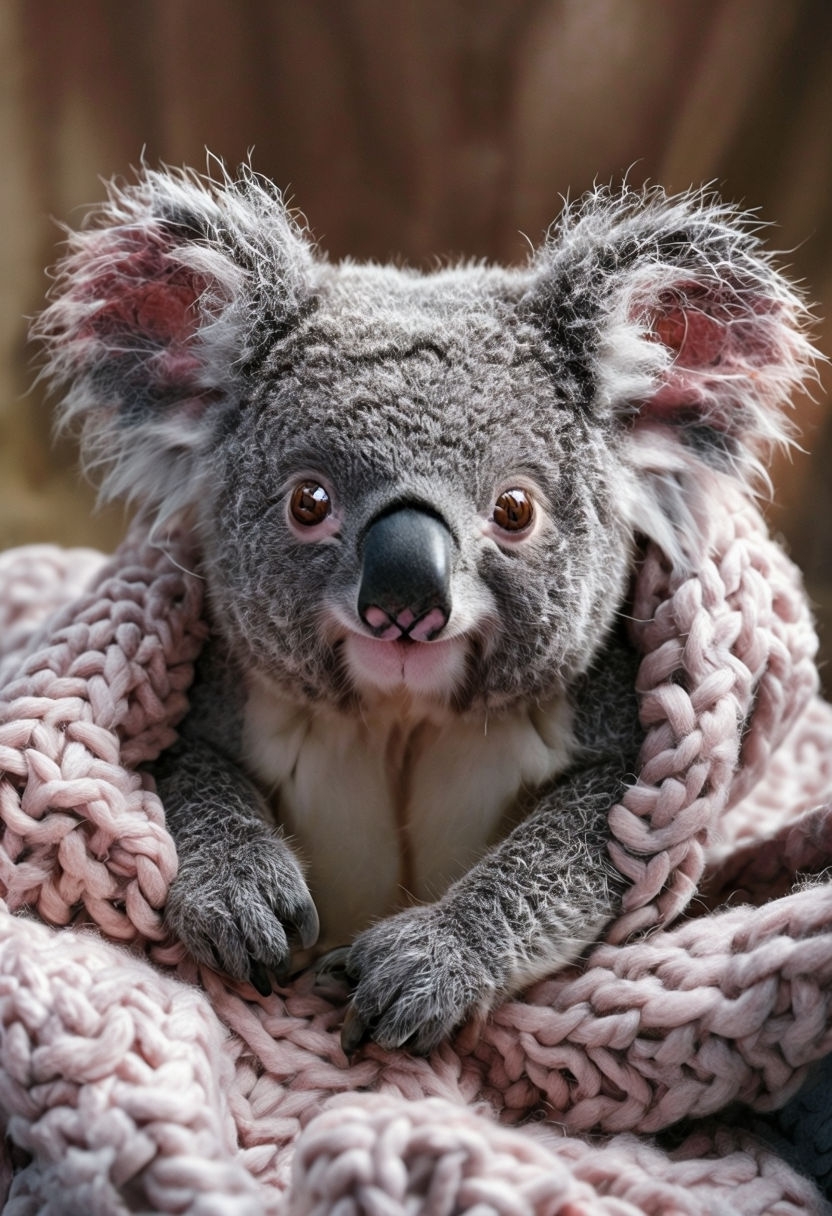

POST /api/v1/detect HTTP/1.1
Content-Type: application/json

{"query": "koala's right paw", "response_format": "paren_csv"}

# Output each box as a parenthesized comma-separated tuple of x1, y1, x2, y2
(164, 829, 319, 994)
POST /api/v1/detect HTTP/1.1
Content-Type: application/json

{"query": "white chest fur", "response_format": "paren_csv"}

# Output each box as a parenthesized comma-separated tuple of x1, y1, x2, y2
(241, 679, 575, 950)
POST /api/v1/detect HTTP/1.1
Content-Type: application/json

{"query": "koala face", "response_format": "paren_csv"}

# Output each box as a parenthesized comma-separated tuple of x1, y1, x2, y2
(198, 266, 635, 710)
(35, 167, 813, 718)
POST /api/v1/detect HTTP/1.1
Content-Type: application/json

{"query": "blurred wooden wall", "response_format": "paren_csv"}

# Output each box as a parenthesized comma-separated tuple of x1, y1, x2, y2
(2, 0, 831, 672)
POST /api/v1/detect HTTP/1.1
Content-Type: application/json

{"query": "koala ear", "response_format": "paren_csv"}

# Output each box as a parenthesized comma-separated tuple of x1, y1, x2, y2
(34, 163, 315, 521)
(529, 187, 818, 565)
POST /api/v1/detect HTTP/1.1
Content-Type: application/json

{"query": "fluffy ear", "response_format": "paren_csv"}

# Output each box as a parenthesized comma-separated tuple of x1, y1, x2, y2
(34, 163, 315, 522)
(528, 186, 818, 566)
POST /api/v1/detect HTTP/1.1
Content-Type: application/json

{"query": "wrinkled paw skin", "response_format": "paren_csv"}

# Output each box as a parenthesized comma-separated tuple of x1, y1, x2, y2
(341, 905, 495, 1055)
(164, 831, 319, 994)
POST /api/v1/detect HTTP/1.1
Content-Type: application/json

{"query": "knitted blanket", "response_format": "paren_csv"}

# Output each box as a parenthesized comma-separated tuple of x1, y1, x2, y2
(1, 478, 832, 1215)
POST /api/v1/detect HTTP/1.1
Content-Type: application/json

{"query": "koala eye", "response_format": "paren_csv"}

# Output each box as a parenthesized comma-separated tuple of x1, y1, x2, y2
(289, 481, 332, 526)
(493, 488, 534, 533)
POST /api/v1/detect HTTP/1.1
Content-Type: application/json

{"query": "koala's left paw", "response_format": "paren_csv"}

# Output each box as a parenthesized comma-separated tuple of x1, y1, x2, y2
(341, 904, 499, 1055)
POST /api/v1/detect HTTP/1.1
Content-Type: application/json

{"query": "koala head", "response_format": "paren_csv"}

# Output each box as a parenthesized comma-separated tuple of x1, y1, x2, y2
(36, 166, 815, 712)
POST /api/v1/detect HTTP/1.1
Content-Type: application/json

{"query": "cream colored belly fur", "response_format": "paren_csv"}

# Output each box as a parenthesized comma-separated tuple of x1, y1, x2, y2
(242, 677, 575, 951)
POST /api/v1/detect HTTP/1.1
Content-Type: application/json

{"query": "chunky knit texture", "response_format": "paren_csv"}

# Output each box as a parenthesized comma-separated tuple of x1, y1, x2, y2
(0, 480, 831, 1213)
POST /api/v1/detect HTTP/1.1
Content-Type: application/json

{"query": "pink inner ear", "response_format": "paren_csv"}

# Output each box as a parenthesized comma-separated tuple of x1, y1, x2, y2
(640, 283, 782, 425)
(127, 280, 200, 342)
(77, 231, 208, 347)
(60, 228, 217, 405)
(652, 306, 728, 369)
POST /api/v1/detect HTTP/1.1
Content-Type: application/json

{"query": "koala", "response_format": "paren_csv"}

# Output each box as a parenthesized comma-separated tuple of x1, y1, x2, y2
(35, 166, 813, 1054)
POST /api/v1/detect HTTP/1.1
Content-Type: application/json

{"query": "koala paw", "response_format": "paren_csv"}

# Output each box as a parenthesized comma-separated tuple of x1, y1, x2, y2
(164, 828, 319, 994)
(341, 904, 498, 1055)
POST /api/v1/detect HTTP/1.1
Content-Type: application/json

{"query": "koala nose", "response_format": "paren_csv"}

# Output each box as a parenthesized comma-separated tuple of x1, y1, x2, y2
(358, 507, 453, 641)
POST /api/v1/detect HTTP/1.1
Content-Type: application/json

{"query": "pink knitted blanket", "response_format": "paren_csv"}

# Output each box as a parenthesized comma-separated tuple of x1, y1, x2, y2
(1, 478, 831, 1214)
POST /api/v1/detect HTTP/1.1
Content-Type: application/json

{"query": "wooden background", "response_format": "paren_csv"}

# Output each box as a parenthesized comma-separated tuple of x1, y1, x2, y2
(2, 0, 831, 675)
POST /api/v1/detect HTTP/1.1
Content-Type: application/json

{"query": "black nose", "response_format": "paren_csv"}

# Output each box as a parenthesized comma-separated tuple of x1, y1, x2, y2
(358, 507, 452, 641)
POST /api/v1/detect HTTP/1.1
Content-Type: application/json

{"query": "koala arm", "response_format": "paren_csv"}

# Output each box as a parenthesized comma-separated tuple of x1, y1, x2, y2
(342, 627, 642, 1055)
(153, 643, 319, 992)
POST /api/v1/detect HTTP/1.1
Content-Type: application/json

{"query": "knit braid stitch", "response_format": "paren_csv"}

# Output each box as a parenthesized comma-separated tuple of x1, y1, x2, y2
(607, 477, 819, 940)
(0, 488, 829, 1212)
(0, 528, 206, 950)
(286, 1094, 823, 1216)
(0, 545, 106, 683)
(0, 904, 267, 1216)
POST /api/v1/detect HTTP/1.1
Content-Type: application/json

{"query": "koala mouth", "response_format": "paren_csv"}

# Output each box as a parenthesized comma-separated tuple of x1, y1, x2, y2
(341, 630, 469, 704)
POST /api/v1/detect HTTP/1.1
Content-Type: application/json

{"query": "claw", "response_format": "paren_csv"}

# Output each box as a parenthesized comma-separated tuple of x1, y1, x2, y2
(340, 1001, 372, 1057)
(273, 957, 291, 986)
(288, 899, 321, 951)
(248, 958, 273, 996)
(312, 946, 353, 998)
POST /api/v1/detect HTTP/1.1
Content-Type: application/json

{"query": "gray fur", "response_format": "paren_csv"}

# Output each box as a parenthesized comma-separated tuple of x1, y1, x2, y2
(34, 165, 816, 1052)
